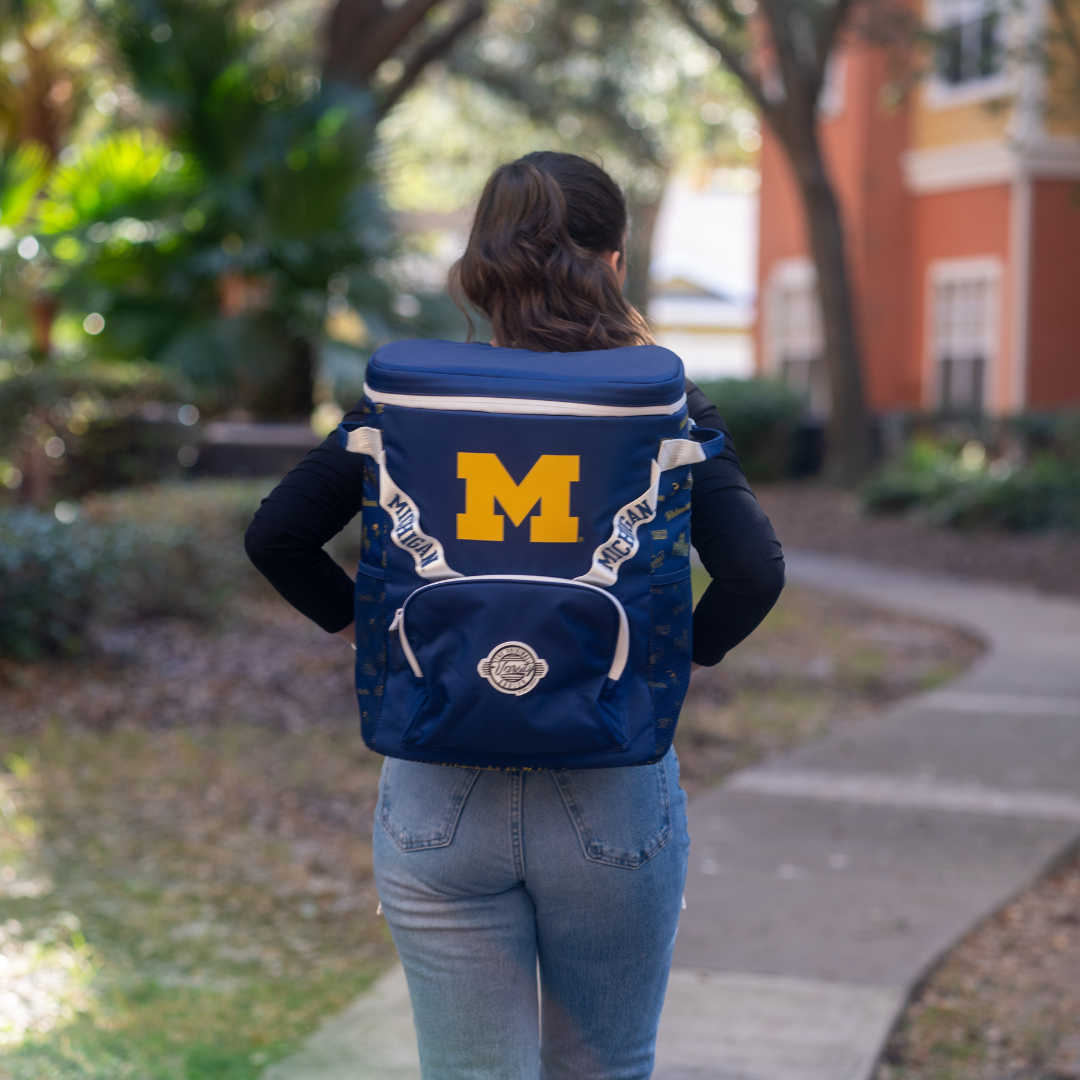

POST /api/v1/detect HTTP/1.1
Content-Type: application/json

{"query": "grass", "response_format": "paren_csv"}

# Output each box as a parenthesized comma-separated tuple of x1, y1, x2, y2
(0, 581, 983, 1075)
(0, 725, 391, 1078)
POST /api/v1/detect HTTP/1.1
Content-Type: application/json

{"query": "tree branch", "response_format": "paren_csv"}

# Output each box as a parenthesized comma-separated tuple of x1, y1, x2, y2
(324, 0, 444, 87)
(375, 0, 487, 119)
(1050, 0, 1080, 72)
(667, 0, 769, 110)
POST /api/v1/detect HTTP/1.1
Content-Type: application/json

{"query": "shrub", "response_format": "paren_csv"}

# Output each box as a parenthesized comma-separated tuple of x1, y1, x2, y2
(81, 480, 273, 621)
(695, 378, 804, 481)
(861, 438, 1080, 532)
(0, 510, 123, 659)
(0, 480, 273, 661)
(931, 457, 1080, 531)
(0, 360, 197, 502)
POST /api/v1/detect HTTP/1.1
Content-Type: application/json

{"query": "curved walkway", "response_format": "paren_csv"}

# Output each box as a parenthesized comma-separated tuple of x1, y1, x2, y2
(265, 552, 1080, 1080)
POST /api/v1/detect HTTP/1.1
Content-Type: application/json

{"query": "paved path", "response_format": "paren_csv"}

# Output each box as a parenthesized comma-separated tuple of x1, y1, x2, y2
(265, 553, 1080, 1080)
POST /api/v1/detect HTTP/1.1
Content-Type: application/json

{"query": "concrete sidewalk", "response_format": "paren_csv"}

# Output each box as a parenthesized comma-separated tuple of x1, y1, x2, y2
(265, 553, 1080, 1080)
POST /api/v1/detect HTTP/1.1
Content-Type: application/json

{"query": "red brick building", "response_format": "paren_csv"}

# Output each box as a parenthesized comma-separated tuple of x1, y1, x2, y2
(755, 0, 1080, 416)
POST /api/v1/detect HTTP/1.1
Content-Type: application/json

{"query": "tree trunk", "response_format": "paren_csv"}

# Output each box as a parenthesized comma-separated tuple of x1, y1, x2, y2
(248, 335, 316, 419)
(19, 426, 52, 509)
(626, 183, 666, 317)
(29, 296, 57, 359)
(784, 123, 871, 485)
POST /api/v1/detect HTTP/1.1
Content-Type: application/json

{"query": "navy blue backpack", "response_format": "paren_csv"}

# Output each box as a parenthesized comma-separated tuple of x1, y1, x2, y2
(339, 339, 723, 769)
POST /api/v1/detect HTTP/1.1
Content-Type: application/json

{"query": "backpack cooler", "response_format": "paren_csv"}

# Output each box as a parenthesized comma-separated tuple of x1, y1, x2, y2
(339, 339, 723, 769)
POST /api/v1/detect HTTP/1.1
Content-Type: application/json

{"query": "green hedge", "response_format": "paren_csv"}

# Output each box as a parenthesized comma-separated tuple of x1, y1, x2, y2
(695, 378, 804, 482)
(0, 510, 122, 659)
(861, 438, 1080, 531)
(0, 361, 196, 502)
(0, 480, 271, 661)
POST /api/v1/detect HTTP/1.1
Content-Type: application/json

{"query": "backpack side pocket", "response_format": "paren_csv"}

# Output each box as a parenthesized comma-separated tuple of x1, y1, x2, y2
(355, 562, 388, 747)
(647, 567, 693, 760)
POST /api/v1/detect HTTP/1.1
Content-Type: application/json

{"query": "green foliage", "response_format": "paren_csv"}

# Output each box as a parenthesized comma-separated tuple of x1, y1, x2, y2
(1008, 409, 1080, 463)
(1, 0, 458, 418)
(0, 142, 51, 227)
(26, 0, 389, 410)
(37, 128, 191, 232)
(0, 360, 192, 499)
(696, 377, 804, 481)
(444, 0, 752, 200)
(79, 478, 271, 621)
(0, 480, 269, 660)
(861, 436, 1080, 531)
(0, 508, 119, 659)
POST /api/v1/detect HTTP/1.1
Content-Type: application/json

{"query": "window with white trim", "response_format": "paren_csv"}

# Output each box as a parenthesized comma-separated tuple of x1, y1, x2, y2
(766, 261, 829, 418)
(932, 0, 1004, 89)
(929, 262, 999, 414)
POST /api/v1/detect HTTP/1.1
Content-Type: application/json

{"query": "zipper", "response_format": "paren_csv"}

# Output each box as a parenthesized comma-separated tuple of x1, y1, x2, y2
(390, 575, 630, 683)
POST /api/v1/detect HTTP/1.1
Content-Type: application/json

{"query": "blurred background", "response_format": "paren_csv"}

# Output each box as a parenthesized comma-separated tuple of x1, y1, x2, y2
(0, 0, 1079, 1075)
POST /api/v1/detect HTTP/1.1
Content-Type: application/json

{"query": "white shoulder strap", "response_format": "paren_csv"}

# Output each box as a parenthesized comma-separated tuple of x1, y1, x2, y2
(338, 425, 460, 581)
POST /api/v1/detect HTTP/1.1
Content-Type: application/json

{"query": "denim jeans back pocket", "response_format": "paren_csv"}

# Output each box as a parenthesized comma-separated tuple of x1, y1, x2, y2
(552, 761, 671, 869)
(377, 758, 480, 851)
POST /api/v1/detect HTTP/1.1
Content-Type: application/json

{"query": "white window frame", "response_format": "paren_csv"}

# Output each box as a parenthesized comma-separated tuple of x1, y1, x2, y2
(764, 258, 817, 373)
(764, 258, 830, 418)
(924, 257, 1003, 413)
(924, 0, 1012, 109)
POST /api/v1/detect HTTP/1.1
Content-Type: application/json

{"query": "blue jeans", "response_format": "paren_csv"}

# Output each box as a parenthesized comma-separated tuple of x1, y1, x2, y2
(372, 751, 690, 1080)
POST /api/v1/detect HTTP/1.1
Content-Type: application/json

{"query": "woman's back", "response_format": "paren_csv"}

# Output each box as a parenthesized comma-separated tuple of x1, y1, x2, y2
(245, 151, 783, 1080)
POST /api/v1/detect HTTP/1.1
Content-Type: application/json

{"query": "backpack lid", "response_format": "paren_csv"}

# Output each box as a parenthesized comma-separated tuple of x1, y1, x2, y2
(366, 340, 686, 410)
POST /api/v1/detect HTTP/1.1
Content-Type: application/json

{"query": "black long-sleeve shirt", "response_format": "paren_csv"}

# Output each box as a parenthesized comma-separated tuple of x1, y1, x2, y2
(245, 381, 785, 666)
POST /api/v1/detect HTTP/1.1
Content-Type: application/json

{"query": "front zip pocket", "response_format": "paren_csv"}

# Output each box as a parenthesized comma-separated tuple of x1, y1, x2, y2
(390, 575, 630, 756)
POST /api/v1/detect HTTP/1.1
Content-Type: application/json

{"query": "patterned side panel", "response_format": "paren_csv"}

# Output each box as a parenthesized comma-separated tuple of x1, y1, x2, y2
(354, 577, 386, 747)
(355, 411, 388, 747)
(646, 576, 693, 760)
(650, 469, 692, 576)
(646, 464, 694, 760)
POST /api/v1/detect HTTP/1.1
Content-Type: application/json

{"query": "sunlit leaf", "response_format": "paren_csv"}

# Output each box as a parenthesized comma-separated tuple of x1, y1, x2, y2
(38, 130, 195, 232)
(0, 142, 50, 227)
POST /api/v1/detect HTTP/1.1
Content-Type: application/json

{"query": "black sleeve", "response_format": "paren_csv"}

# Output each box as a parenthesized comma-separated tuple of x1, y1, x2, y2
(686, 379, 786, 667)
(244, 405, 369, 634)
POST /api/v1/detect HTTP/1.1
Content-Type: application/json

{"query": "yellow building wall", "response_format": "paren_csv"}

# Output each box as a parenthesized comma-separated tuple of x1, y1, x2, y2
(911, 89, 1012, 149)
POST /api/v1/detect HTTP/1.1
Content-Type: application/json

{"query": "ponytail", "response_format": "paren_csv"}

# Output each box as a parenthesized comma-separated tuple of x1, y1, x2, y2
(451, 152, 654, 353)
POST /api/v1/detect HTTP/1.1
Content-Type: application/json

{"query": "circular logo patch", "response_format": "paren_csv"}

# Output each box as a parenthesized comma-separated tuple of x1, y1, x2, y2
(477, 641, 550, 697)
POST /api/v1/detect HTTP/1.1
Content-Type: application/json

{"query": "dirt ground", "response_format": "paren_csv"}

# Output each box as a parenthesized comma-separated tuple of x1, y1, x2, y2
(756, 483, 1080, 598)
(0, 582, 980, 1076)
(877, 854, 1080, 1080)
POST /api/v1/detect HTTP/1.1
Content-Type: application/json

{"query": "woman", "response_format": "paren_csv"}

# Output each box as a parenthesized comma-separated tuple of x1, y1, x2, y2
(246, 151, 784, 1079)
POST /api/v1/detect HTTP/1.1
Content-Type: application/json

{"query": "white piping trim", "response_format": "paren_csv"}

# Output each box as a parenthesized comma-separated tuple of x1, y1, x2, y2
(364, 384, 687, 417)
(397, 575, 630, 683)
(390, 606, 423, 678)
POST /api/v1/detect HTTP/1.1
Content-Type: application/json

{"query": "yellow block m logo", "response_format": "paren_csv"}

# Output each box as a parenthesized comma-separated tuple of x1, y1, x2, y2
(457, 453, 579, 542)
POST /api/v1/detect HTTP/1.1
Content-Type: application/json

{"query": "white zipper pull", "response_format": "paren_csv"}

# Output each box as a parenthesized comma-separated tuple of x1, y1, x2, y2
(388, 607, 404, 633)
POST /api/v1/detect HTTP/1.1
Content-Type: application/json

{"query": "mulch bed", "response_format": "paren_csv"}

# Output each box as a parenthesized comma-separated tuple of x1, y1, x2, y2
(756, 483, 1080, 598)
(878, 851, 1080, 1080)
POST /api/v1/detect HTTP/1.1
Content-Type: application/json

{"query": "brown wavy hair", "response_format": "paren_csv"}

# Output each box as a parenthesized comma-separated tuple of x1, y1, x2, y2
(451, 152, 654, 353)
